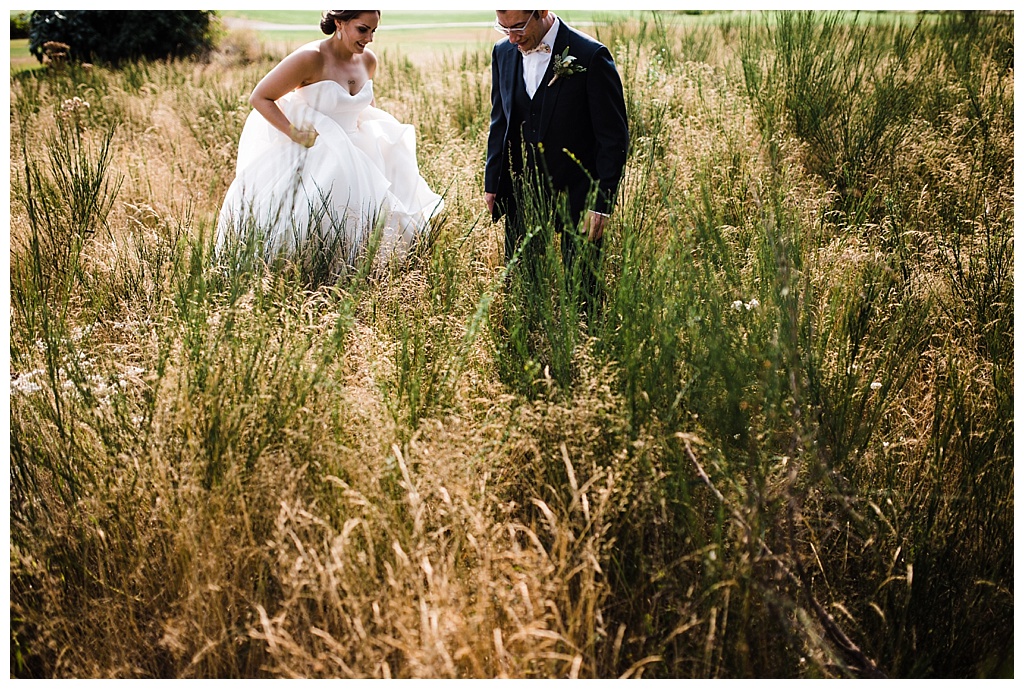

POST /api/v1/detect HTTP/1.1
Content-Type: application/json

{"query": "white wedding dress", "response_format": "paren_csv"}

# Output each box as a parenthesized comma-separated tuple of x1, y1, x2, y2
(216, 80, 443, 267)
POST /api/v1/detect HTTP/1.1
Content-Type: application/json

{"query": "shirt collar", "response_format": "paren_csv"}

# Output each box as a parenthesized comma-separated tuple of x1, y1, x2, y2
(523, 15, 560, 57)
(540, 15, 560, 51)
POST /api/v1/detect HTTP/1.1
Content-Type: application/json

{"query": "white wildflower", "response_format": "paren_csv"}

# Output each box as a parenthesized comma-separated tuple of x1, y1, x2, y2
(60, 96, 90, 113)
(11, 369, 44, 394)
(870, 381, 882, 391)
(731, 300, 744, 312)
(71, 325, 94, 341)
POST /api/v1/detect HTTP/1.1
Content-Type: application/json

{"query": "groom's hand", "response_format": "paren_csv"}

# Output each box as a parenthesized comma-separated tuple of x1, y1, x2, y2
(584, 211, 609, 242)
(485, 192, 496, 216)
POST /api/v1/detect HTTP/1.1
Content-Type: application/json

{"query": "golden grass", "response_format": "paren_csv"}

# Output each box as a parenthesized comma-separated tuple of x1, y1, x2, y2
(9, 15, 1013, 678)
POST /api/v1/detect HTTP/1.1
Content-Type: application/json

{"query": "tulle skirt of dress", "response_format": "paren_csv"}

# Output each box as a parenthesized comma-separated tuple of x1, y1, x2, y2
(216, 81, 444, 271)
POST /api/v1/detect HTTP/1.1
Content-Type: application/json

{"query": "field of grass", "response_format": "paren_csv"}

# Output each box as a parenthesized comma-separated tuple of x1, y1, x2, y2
(8, 10, 1014, 679)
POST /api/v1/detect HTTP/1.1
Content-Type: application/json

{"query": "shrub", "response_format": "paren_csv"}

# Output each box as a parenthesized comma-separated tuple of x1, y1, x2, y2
(28, 10, 217, 65)
(11, 11, 31, 38)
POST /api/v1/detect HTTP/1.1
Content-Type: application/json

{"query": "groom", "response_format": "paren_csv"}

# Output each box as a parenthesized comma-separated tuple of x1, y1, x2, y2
(485, 10, 629, 314)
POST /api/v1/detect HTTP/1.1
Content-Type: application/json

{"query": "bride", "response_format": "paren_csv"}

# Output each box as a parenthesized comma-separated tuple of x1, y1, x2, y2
(216, 10, 444, 271)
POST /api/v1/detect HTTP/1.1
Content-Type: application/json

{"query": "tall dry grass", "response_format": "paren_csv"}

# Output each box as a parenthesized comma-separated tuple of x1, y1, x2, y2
(9, 11, 1013, 678)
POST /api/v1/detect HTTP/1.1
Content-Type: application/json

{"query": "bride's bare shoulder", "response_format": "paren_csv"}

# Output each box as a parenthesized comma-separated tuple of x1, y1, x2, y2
(361, 47, 378, 76)
(280, 41, 328, 71)
(258, 41, 326, 91)
(289, 40, 329, 62)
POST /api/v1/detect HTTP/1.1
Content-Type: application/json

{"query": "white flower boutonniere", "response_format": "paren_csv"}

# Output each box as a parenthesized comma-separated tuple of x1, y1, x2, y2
(547, 46, 586, 87)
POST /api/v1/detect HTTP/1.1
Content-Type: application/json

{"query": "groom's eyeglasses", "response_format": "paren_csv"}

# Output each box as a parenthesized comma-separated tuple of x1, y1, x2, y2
(494, 13, 534, 36)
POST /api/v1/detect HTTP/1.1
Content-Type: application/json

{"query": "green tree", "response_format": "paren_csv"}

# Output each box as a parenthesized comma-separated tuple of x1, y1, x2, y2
(28, 10, 217, 65)
(11, 11, 32, 38)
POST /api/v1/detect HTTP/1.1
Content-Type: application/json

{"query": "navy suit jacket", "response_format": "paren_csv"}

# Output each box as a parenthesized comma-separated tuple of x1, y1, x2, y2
(485, 21, 629, 221)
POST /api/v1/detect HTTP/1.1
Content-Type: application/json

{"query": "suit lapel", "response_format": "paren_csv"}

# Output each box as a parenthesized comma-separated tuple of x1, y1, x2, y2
(502, 42, 521, 124)
(536, 23, 571, 141)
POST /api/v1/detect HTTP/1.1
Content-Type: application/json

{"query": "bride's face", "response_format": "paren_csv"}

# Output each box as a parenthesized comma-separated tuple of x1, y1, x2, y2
(336, 12, 379, 53)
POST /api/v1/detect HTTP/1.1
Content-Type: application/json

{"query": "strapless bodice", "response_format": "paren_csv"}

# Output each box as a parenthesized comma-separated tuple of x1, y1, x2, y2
(291, 79, 373, 131)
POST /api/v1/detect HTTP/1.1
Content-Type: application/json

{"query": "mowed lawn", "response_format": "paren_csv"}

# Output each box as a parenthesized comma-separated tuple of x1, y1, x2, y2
(217, 9, 683, 65)
(9, 10, 926, 73)
(10, 10, 702, 72)
(10, 38, 38, 73)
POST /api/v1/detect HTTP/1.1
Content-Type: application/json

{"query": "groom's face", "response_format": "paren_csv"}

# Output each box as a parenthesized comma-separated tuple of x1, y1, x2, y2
(496, 10, 549, 53)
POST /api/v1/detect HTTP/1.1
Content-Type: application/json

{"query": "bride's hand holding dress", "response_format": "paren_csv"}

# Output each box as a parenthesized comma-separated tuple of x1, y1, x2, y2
(288, 123, 319, 149)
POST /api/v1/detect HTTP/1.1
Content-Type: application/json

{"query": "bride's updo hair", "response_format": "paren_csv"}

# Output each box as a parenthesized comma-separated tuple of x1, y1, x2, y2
(320, 10, 380, 35)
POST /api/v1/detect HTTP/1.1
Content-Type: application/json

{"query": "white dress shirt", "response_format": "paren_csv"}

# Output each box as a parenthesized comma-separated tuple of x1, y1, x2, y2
(522, 16, 560, 99)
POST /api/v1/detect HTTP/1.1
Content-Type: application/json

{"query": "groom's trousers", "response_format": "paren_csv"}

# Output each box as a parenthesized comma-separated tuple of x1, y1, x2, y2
(499, 187, 604, 322)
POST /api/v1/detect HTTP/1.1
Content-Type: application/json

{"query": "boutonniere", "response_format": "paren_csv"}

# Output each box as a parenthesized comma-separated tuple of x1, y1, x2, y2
(547, 46, 586, 87)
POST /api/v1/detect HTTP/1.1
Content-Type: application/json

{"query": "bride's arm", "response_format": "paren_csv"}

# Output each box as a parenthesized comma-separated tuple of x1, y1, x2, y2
(364, 48, 378, 107)
(249, 47, 322, 147)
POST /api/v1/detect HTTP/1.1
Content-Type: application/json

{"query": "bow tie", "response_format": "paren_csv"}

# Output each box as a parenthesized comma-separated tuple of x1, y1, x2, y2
(523, 42, 551, 55)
